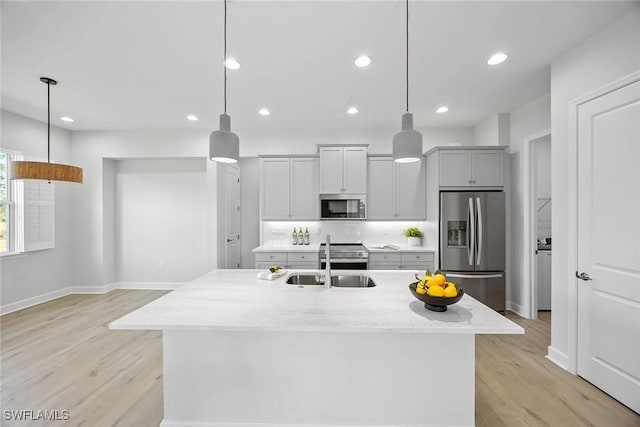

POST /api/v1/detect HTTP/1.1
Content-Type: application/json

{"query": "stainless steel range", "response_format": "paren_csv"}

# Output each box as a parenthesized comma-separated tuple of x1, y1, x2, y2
(319, 243, 369, 270)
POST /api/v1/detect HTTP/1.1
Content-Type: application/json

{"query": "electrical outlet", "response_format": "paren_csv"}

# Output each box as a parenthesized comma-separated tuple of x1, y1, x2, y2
(158, 262, 165, 271)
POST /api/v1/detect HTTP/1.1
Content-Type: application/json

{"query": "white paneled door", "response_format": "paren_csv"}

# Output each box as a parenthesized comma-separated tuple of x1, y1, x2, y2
(576, 79, 640, 413)
(225, 167, 240, 269)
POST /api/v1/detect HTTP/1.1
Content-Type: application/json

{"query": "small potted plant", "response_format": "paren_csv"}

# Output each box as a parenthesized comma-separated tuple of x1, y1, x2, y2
(404, 227, 423, 246)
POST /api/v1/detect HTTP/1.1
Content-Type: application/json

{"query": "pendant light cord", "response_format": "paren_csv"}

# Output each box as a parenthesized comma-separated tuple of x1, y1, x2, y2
(405, 0, 409, 113)
(47, 80, 51, 163)
(223, 0, 227, 115)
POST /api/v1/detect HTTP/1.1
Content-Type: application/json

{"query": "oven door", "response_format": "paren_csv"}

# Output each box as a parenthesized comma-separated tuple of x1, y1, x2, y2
(320, 260, 368, 270)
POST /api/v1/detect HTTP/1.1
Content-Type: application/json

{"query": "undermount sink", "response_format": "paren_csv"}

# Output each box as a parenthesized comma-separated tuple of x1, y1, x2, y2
(285, 273, 376, 288)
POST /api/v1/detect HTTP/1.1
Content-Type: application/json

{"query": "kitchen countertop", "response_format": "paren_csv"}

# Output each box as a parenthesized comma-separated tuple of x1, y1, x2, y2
(110, 269, 523, 335)
(253, 241, 435, 253)
(253, 241, 321, 252)
(365, 243, 435, 252)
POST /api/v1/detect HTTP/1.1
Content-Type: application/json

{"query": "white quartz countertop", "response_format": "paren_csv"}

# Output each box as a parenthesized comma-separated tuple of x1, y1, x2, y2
(110, 269, 523, 335)
(253, 242, 434, 253)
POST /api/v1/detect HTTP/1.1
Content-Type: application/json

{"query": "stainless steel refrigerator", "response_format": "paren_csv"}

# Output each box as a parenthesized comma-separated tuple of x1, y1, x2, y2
(440, 191, 505, 311)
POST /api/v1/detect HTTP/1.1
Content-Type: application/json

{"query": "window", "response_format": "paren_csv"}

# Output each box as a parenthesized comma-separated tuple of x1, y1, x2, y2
(0, 152, 10, 253)
(0, 150, 54, 255)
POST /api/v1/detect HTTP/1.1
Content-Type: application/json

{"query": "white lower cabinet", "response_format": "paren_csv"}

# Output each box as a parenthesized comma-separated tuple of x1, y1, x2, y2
(255, 252, 318, 269)
(368, 252, 434, 272)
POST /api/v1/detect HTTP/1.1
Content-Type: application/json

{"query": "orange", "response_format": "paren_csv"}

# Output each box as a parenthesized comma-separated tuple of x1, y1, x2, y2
(427, 286, 445, 297)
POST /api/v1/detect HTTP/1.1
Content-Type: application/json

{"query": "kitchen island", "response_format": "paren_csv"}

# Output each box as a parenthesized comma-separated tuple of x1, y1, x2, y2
(110, 269, 523, 427)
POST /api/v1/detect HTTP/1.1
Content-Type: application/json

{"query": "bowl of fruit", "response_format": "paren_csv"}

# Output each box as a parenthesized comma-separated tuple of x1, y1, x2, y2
(409, 270, 464, 312)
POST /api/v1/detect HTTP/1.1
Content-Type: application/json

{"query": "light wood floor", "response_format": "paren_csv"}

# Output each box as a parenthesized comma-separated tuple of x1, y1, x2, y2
(1, 291, 638, 427)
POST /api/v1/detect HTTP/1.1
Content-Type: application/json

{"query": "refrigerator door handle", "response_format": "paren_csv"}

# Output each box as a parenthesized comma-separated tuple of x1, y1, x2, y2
(476, 196, 482, 266)
(467, 197, 474, 266)
(446, 273, 503, 279)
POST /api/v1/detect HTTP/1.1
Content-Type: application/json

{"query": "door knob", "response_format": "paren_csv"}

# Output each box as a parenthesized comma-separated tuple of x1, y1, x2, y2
(575, 271, 592, 281)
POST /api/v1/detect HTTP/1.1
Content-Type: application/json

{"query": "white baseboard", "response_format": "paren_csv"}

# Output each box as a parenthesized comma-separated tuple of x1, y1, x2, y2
(72, 283, 117, 294)
(114, 282, 184, 290)
(506, 300, 527, 318)
(1, 282, 183, 315)
(0, 287, 73, 315)
(546, 345, 570, 371)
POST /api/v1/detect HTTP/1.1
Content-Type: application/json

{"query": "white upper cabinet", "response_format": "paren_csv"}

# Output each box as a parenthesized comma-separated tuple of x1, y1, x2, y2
(290, 158, 319, 219)
(395, 159, 425, 219)
(261, 157, 319, 220)
(368, 158, 396, 220)
(368, 157, 425, 220)
(319, 146, 367, 194)
(261, 158, 291, 220)
(439, 151, 472, 187)
(438, 149, 504, 187)
(342, 147, 367, 193)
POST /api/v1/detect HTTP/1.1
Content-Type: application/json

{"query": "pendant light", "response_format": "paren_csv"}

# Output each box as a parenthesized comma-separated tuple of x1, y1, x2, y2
(209, 0, 239, 164)
(10, 77, 83, 183)
(392, 0, 422, 164)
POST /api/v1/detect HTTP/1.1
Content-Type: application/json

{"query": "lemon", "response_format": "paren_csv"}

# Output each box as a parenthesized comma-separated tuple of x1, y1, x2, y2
(434, 273, 446, 287)
(416, 285, 427, 295)
(427, 286, 445, 297)
(444, 286, 457, 298)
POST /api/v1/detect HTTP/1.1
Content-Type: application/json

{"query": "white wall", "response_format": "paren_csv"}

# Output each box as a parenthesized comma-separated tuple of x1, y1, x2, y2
(549, 7, 640, 368)
(115, 158, 207, 283)
(0, 110, 74, 308)
(239, 157, 260, 269)
(472, 113, 510, 146)
(237, 127, 473, 156)
(506, 93, 551, 316)
(535, 138, 551, 241)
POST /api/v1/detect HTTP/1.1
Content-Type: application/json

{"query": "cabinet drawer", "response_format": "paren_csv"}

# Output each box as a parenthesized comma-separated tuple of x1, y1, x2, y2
(401, 252, 434, 263)
(368, 262, 402, 270)
(288, 252, 317, 262)
(255, 252, 287, 263)
(286, 261, 319, 269)
(369, 252, 402, 263)
(402, 263, 434, 272)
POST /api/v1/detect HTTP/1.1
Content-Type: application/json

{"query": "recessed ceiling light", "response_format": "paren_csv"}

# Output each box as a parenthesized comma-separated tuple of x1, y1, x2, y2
(224, 58, 240, 70)
(186, 115, 199, 121)
(436, 106, 449, 114)
(487, 52, 508, 66)
(354, 55, 371, 68)
(347, 107, 359, 115)
(258, 108, 270, 116)
(60, 116, 74, 122)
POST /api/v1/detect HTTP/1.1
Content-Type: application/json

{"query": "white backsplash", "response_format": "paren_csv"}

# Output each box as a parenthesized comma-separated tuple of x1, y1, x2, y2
(262, 220, 437, 247)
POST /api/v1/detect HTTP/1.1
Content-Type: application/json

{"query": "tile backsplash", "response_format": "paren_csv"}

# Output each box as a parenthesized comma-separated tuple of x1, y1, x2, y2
(262, 220, 437, 247)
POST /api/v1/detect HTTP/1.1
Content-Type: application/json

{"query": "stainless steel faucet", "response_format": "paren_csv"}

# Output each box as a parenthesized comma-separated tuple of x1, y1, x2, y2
(324, 234, 331, 288)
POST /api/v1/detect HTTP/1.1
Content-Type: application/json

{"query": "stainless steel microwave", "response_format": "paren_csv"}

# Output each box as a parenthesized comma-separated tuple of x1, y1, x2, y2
(320, 194, 366, 220)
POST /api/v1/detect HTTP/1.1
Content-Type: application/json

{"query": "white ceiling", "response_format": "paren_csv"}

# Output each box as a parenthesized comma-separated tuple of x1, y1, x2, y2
(2, 1, 638, 132)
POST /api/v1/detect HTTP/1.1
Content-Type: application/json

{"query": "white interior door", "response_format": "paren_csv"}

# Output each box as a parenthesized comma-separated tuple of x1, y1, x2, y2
(225, 167, 240, 269)
(576, 79, 640, 413)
